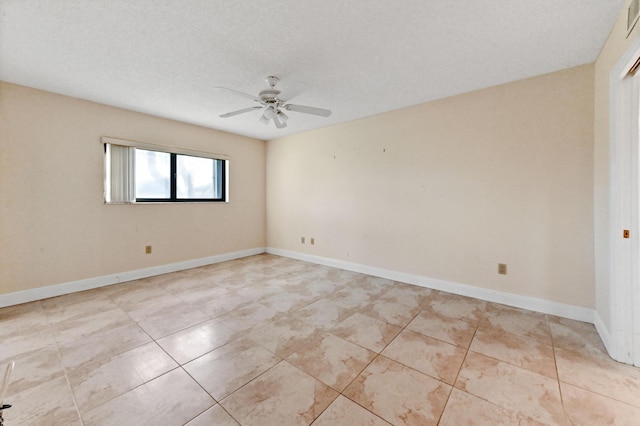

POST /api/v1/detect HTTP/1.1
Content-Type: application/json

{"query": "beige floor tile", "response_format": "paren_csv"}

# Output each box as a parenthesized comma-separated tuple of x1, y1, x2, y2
(83, 368, 214, 426)
(243, 315, 327, 358)
(0, 330, 58, 367)
(260, 290, 320, 313)
(327, 267, 363, 281)
(215, 302, 279, 331)
(312, 395, 391, 425)
(376, 285, 434, 309)
(480, 303, 552, 344)
(406, 309, 477, 348)
(429, 292, 487, 324)
(326, 288, 377, 310)
(350, 276, 395, 298)
(3, 348, 65, 396)
(0, 301, 49, 341)
(184, 337, 280, 400)
(331, 313, 402, 353)
(68, 342, 177, 413)
(555, 347, 640, 407)
(136, 303, 210, 339)
(359, 299, 422, 327)
(44, 293, 119, 325)
(221, 360, 338, 426)
(40, 288, 107, 312)
(172, 283, 232, 306)
(236, 285, 284, 302)
(294, 265, 351, 282)
(52, 307, 134, 345)
(200, 291, 254, 318)
(101, 279, 169, 305)
(381, 329, 466, 385)
(561, 382, 640, 425)
(469, 327, 557, 378)
(57, 322, 152, 369)
(185, 404, 239, 426)
(285, 280, 339, 299)
(295, 298, 358, 329)
(118, 292, 188, 322)
(0, 300, 43, 322)
(282, 259, 327, 274)
(155, 272, 212, 294)
(549, 316, 607, 356)
(343, 356, 451, 425)
(439, 388, 546, 426)
(287, 333, 376, 391)
(455, 352, 565, 425)
(2, 376, 81, 425)
(157, 318, 239, 364)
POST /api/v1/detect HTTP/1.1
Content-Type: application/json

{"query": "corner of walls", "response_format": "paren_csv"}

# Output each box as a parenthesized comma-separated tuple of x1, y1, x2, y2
(594, 308, 614, 356)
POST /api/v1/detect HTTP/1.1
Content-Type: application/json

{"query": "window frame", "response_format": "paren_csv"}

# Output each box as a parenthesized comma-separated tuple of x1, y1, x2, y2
(102, 136, 230, 204)
(135, 151, 226, 203)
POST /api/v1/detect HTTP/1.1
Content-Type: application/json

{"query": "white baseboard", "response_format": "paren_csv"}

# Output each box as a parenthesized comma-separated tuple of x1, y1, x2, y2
(2, 245, 596, 326)
(267, 247, 595, 323)
(0, 247, 266, 308)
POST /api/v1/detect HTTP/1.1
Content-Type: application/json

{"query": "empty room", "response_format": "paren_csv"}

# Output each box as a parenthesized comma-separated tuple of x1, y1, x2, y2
(2, 1, 640, 425)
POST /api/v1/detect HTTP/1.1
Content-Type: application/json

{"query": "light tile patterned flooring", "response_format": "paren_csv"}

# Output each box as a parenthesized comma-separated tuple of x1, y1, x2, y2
(2, 254, 640, 425)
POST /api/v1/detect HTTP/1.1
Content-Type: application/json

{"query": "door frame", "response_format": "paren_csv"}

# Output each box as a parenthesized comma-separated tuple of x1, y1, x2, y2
(608, 35, 640, 366)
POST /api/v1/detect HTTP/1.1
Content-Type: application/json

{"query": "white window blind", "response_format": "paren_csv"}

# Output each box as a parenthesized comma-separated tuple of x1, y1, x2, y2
(105, 144, 135, 203)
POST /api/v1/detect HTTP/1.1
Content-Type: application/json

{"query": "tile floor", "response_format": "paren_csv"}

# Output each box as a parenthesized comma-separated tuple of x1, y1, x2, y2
(2, 254, 640, 425)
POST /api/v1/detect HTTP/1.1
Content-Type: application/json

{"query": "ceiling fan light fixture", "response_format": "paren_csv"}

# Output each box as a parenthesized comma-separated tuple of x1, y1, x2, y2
(277, 111, 289, 123)
(259, 113, 270, 125)
(273, 114, 287, 129)
(263, 107, 275, 120)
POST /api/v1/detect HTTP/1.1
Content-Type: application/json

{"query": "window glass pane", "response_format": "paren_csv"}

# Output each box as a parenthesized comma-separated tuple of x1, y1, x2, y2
(135, 149, 170, 199)
(176, 155, 219, 199)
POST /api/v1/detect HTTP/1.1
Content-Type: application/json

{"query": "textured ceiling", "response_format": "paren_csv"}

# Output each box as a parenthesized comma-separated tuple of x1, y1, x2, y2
(0, 0, 625, 140)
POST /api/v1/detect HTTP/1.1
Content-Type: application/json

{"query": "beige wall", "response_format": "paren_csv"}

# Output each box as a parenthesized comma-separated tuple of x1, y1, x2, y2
(2, 22, 612, 310)
(594, 1, 640, 330)
(0, 82, 266, 295)
(267, 64, 595, 308)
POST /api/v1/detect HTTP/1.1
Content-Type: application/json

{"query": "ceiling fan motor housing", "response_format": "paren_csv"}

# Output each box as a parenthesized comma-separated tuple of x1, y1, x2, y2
(259, 89, 280, 102)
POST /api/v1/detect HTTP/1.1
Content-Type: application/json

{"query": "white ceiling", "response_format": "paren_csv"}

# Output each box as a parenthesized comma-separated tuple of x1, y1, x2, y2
(0, 0, 624, 140)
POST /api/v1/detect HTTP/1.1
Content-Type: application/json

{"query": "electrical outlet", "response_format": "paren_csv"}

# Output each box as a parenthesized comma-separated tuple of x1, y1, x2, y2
(498, 263, 507, 275)
(145, 245, 152, 254)
(301, 237, 305, 244)
(310, 238, 315, 245)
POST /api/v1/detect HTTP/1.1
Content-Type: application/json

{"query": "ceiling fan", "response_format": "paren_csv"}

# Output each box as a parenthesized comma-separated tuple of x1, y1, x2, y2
(217, 76, 331, 129)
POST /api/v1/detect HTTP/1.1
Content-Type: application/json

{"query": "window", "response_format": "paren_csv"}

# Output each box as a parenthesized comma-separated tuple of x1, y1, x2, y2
(103, 137, 228, 203)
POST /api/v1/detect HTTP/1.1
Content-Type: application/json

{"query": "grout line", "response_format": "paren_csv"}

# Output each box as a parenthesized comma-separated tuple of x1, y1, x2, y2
(549, 321, 571, 424)
(437, 303, 484, 423)
(54, 342, 86, 426)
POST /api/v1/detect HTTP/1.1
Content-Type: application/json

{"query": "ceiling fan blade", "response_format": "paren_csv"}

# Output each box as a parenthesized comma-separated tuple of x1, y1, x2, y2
(213, 86, 261, 102)
(273, 114, 287, 129)
(219, 106, 262, 118)
(284, 104, 331, 117)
